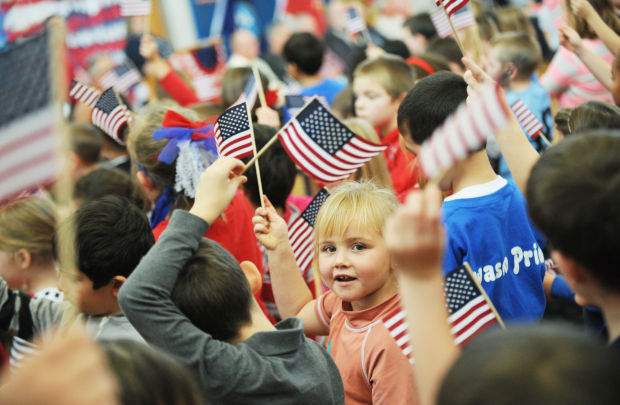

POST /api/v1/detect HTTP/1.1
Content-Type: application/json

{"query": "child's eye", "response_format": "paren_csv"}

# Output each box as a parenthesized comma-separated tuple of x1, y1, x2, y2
(321, 245, 336, 253)
(352, 243, 367, 251)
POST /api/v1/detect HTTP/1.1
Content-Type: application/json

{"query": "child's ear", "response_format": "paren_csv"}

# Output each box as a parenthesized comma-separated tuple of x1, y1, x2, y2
(552, 251, 596, 307)
(136, 170, 157, 193)
(239, 261, 262, 294)
(15, 249, 32, 270)
(110, 275, 127, 297)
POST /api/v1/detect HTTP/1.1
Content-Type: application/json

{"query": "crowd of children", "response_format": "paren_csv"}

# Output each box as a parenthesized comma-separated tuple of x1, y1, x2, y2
(2, 0, 620, 404)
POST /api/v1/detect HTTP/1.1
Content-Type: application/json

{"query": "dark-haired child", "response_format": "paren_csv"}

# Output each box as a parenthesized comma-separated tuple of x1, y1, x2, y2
(283, 32, 346, 106)
(402, 13, 437, 57)
(397, 72, 547, 322)
(119, 157, 344, 404)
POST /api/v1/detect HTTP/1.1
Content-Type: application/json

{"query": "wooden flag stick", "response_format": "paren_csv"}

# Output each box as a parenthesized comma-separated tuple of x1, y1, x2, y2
(441, 5, 466, 57)
(463, 262, 506, 329)
(246, 103, 265, 209)
(539, 133, 552, 147)
(251, 64, 267, 108)
(242, 95, 317, 172)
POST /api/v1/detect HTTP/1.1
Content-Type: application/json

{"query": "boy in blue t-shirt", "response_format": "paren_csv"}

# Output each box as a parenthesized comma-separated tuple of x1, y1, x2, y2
(397, 72, 547, 322)
(485, 32, 553, 181)
(283, 32, 346, 106)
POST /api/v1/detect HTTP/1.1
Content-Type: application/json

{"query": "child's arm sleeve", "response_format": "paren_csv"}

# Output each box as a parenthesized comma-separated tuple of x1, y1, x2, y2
(550, 274, 576, 302)
(158, 70, 200, 107)
(118, 210, 259, 394)
(540, 48, 575, 96)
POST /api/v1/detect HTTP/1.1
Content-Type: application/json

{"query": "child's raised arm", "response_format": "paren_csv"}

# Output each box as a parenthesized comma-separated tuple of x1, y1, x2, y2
(560, 25, 613, 90)
(253, 199, 328, 336)
(384, 186, 459, 405)
(572, 0, 620, 56)
(463, 57, 540, 195)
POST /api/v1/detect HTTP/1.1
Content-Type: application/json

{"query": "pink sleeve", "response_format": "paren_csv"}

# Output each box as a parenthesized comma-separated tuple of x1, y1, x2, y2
(540, 47, 576, 96)
(315, 290, 338, 329)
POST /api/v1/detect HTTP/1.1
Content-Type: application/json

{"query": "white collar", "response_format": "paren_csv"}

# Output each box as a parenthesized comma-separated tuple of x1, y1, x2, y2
(444, 176, 507, 201)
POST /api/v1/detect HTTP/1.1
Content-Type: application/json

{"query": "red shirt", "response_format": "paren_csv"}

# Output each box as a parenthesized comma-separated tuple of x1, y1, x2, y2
(381, 127, 418, 198)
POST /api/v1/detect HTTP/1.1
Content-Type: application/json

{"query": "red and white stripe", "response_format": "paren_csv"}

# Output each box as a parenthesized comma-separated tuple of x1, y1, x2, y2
(430, 7, 474, 38)
(436, 0, 470, 17)
(120, 0, 151, 17)
(382, 307, 414, 364)
(449, 295, 497, 346)
(278, 121, 386, 183)
(213, 124, 253, 159)
(91, 104, 130, 145)
(69, 79, 101, 108)
(288, 217, 315, 275)
(0, 106, 56, 202)
(98, 68, 142, 95)
(510, 99, 544, 140)
(418, 84, 510, 179)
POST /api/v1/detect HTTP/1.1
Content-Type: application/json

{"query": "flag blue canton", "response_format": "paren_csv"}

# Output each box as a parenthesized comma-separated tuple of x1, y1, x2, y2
(217, 103, 250, 141)
(300, 188, 330, 226)
(295, 100, 355, 155)
(445, 266, 480, 314)
(95, 88, 120, 113)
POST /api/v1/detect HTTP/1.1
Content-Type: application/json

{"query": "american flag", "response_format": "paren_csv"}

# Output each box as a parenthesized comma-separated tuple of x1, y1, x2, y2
(288, 188, 330, 275)
(278, 99, 386, 183)
(68, 79, 101, 108)
(382, 307, 414, 364)
(214, 102, 254, 159)
(346, 7, 367, 37)
(445, 264, 499, 347)
(0, 29, 57, 202)
(510, 99, 544, 140)
(98, 63, 142, 96)
(233, 73, 258, 110)
(121, 0, 152, 17)
(436, 0, 470, 17)
(91, 88, 131, 145)
(418, 84, 510, 179)
(430, 6, 475, 38)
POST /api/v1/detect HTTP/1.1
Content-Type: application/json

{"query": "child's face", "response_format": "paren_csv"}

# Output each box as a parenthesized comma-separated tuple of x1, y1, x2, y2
(486, 47, 505, 82)
(318, 224, 396, 311)
(61, 270, 114, 316)
(353, 76, 401, 136)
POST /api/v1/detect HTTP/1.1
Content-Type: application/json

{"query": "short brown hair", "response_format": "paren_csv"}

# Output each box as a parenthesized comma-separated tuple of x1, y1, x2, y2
(491, 32, 542, 80)
(70, 123, 103, 165)
(353, 55, 416, 99)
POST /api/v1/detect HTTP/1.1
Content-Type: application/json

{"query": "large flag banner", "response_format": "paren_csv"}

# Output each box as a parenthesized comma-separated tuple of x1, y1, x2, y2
(0, 29, 56, 202)
(382, 307, 414, 364)
(444, 263, 501, 347)
(430, 5, 474, 38)
(278, 99, 386, 183)
(69, 79, 101, 108)
(288, 188, 330, 276)
(417, 84, 510, 179)
(214, 102, 254, 159)
(91, 88, 132, 145)
(510, 99, 544, 140)
(436, 0, 471, 17)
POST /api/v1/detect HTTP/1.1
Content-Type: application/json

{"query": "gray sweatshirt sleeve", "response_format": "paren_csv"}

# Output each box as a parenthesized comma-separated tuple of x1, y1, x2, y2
(118, 210, 260, 396)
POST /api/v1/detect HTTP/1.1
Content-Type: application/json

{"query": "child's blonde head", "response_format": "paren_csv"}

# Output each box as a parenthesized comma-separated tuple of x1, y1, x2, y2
(353, 55, 416, 99)
(0, 197, 56, 262)
(314, 181, 398, 244)
(490, 31, 542, 80)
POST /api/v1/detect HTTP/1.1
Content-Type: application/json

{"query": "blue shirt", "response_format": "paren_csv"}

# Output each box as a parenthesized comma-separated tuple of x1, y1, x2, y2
(299, 79, 346, 107)
(442, 177, 546, 322)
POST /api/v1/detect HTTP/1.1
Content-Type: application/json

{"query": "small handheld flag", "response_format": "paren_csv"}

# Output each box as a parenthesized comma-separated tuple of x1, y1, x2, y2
(288, 188, 330, 276)
(214, 102, 254, 159)
(121, 0, 152, 17)
(346, 7, 367, 37)
(417, 84, 510, 180)
(436, 0, 470, 17)
(510, 99, 544, 140)
(444, 263, 503, 347)
(69, 79, 101, 108)
(430, 6, 474, 39)
(98, 63, 142, 96)
(382, 307, 414, 364)
(278, 99, 386, 183)
(91, 88, 132, 145)
(233, 73, 258, 110)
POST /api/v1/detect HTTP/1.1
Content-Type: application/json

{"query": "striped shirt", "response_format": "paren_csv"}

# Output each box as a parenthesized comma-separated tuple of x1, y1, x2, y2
(540, 39, 614, 108)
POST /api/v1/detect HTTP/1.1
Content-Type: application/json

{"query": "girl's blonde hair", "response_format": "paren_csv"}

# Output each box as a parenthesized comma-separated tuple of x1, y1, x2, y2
(343, 118, 393, 191)
(314, 181, 398, 243)
(0, 197, 56, 262)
